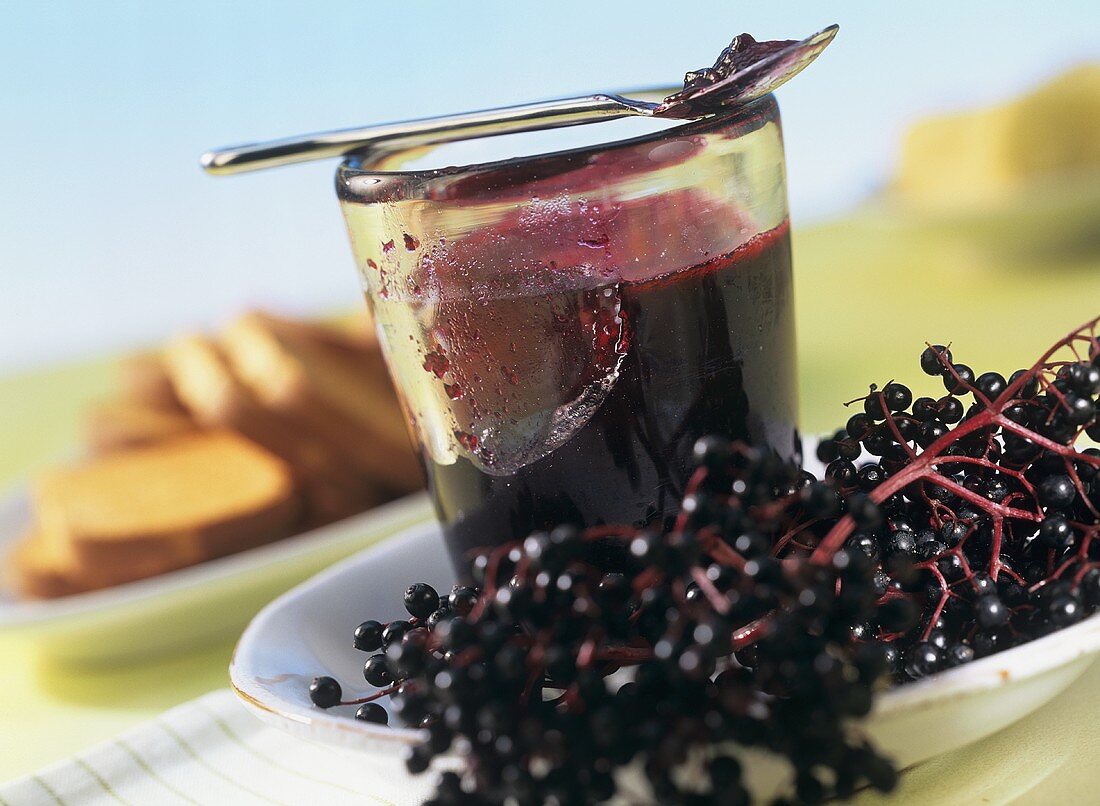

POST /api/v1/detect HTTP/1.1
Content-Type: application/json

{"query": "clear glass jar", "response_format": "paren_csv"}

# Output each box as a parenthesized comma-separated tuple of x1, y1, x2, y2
(337, 96, 798, 572)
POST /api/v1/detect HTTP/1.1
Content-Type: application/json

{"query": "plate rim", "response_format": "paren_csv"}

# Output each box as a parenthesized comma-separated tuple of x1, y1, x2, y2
(230, 520, 441, 748)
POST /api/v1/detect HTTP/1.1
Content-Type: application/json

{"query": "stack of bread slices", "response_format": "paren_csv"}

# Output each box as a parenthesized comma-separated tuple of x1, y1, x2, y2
(12, 311, 422, 598)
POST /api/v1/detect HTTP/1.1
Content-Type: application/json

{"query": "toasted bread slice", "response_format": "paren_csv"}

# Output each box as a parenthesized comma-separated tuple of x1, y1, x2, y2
(164, 335, 379, 524)
(10, 528, 186, 598)
(222, 312, 422, 494)
(268, 309, 381, 354)
(10, 534, 92, 598)
(118, 352, 186, 412)
(85, 399, 198, 454)
(33, 431, 300, 572)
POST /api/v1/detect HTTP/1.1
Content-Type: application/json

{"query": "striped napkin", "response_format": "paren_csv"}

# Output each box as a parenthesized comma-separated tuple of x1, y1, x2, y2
(6, 658, 1100, 805)
(0, 690, 435, 806)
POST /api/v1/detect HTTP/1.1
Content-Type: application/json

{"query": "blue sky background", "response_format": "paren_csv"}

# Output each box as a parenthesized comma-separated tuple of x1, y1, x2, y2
(1, 1, 1098, 373)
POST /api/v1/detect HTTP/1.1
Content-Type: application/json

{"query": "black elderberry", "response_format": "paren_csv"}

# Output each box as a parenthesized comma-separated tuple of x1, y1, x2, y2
(862, 427, 893, 457)
(917, 419, 948, 448)
(846, 413, 873, 440)
(1049, 594, 1083, 627)
(882, 383, 913, 412)
(886, 529, 916, 556)
(847, 532, 880, 561)
(1037, 516, 1075, 551)
(917, 539, 947, 560)
(997, 579, 1028, 607)
(975, 596, 1010, 629)
(1032, 452, 1066, 478)
(1003, 403, 1031, 425)
(926, 629, 949, 650)
(880, 643, 901, 675)
(405, 745, 432, 774)
(847, 494, 884, 528)
(912, 397, 938, 421)
(940, 520, 968, 546)
(914, 528, 937, 546)
(355, 702, 389, 724)
(1037, 580, 1074, 604)
(871, 571, 891, 597)
(388, 631, 430, 677)
(1081, 568, 1100, 607)
(894, 415, 922, 443)
(970, 572, 995, 596)
(364, 654, 394, 687)
(1038, 475, 1076, 510)
(942, 363, 974, 395)
(424, 602, 451, 628)
(435, 771, 463, 799)
(1079, 450, 1100, 482)
(816, 439, 839, 464)
(1009, 368, 1040, 398)
(972, 629, 1008, 658)
(1065, 394, 1096, 426)
(888, 514, 915, 533)
(1064, 362, 1100, 396)
(354, 620, 385, 652)
(1040, 416, 1078, 445)
(864, 392, 888, 421)
(937, 553, 966, 582)
(404, 583, 441, 620)
(796, 469, 818, 489)
(944, 643, 975, 667)
(975, 371, 1007, 401)
(382, 620, 412, 647)
(825, 459, 859, 488)
(920, 345, 952, 376)
(982, 478, 1010, 503)
(309, 676, 342, 709)
(937, 396, 964, 424)
(857, 464, 885, 490)
(903, 642, 941, 679)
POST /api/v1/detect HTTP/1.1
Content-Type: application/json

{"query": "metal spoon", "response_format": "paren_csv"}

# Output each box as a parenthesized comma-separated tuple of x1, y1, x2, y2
(200, 24, 836, 176)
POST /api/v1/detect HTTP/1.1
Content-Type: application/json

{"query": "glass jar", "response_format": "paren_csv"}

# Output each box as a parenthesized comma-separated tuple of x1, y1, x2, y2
(337, 95, 798, 573)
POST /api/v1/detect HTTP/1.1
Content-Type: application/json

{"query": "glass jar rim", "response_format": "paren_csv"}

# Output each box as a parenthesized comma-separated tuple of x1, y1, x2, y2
(336, 94, 779, 200)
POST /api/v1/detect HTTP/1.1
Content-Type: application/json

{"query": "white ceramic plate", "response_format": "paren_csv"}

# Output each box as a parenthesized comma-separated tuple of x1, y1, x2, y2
(231, 519, 1100, 793)
(0, 489, 433, 665)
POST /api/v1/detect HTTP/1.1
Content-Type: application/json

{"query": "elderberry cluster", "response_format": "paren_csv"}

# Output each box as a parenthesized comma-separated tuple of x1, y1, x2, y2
(305, 319, 1100, 804)
(310, 445, 900, 804)
(811, 332, 1100, 680)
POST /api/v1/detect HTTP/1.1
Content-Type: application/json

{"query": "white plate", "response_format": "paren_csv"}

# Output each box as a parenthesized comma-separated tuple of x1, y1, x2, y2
(0, 489, 433, 665)
(232, 520, 1100, 797)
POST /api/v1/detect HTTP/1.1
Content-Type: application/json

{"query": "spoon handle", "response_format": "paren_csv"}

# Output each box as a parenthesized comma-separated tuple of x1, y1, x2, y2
(200, 90, 675, 176)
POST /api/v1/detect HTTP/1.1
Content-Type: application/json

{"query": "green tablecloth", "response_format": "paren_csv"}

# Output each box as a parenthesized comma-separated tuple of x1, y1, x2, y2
(2, 208, 1099, 791)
